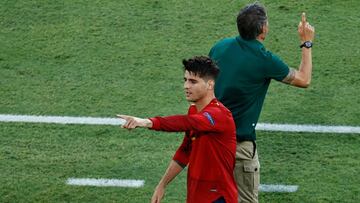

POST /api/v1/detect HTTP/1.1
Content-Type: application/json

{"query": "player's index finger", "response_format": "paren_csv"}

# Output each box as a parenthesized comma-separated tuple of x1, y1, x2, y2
(116, 114, 129, 121)
(302, 12, 306, 23)
(116, 114, 127, 119)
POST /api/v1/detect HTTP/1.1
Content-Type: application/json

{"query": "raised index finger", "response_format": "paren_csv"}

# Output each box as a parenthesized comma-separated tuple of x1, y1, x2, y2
(301, 12, 306, 23)
(116, 114, 131, 120)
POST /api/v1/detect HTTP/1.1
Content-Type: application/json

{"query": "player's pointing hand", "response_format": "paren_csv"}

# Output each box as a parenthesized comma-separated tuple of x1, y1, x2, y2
(116, 114, 153, 129)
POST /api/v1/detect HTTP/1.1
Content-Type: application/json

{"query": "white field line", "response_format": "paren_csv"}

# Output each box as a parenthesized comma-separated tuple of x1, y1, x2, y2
(66, 178, 297, 193)
(0, 114, 125, 126)
(259, 184, 298, 193)
(1, 114, 360, 134)
(66, 178, 144, 188)
(256, 123, 360, 134)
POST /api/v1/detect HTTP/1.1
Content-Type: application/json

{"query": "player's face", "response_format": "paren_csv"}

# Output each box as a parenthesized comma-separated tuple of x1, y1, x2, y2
(183, 71, 208, 102)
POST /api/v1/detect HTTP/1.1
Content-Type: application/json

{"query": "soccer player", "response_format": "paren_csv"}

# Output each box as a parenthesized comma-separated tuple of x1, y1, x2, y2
(117, 56, 237, 203)
(208, 3, 315, 203)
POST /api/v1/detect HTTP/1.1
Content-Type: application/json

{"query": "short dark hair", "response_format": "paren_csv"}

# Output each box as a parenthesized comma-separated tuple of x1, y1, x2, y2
(182, 56, 219, 80)
(236, 2, 267, 40)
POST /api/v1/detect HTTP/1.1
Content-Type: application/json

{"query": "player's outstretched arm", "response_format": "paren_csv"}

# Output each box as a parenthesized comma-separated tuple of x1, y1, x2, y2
(283, 12, 315, 88)
(151, 160, 184, 203)
(116, 114, 153, 129)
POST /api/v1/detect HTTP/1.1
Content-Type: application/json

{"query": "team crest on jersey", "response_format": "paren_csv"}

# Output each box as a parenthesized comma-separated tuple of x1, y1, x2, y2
(203, 112, 215, 126)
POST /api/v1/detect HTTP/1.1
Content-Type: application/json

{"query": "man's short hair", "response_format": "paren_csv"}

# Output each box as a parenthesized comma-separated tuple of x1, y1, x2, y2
(236, 2, 267, 40)
(182, 56, 220, 80)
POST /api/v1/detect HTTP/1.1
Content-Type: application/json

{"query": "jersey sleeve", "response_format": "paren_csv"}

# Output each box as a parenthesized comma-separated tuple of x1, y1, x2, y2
(265, 52, 290, 81)
(149, 108, 224, 133)
(172, 133, 191, 167)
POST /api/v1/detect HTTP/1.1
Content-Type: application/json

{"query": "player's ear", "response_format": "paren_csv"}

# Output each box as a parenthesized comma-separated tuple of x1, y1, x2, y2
(261, 21, 269, 34)
(207, 80, 215, 90)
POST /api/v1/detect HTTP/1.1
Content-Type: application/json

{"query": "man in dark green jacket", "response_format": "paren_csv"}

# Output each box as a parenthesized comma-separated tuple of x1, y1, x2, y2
(209, 2, 315, 203)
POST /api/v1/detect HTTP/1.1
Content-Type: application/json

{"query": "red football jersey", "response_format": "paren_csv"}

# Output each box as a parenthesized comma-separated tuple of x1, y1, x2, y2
(150, 98, 237, 203)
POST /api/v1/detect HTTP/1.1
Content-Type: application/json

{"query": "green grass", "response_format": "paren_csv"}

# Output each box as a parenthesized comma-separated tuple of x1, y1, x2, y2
(1, 123, 359, 202)
(1, 0, 360, 202)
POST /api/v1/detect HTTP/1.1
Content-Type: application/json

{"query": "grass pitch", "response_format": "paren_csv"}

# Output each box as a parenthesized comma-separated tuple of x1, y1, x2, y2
(1, 0, 360, 202)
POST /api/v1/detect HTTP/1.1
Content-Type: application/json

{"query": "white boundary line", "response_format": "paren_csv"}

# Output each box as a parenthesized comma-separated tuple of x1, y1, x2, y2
(1, 114, 360, 134)
(259, 184, 298, 193)
(66, 178, 298, 192)
(256, 123, 360, 134)
(66, 178, 144, 188)
(0, 114, 125, 126)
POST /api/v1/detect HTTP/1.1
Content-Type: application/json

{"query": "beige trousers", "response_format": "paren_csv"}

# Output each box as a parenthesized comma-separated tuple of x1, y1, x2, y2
(234, 141, 260, 203)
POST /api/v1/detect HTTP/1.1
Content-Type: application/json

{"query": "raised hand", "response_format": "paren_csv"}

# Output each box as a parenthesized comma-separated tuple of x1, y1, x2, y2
(298, 12, 315, 43)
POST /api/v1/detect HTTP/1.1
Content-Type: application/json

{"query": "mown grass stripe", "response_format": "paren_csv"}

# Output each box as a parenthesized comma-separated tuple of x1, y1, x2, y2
(1, 114, 360, 134)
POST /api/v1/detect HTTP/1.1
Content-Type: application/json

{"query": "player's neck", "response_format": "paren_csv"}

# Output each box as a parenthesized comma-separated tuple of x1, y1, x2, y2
(256, 36, 265, 42)
(194, 93, 216, 112)
(256, 31, 267, 42)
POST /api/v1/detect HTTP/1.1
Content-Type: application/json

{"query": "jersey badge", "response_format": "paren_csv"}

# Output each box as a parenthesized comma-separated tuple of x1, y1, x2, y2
(203, 112, 215, 126)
